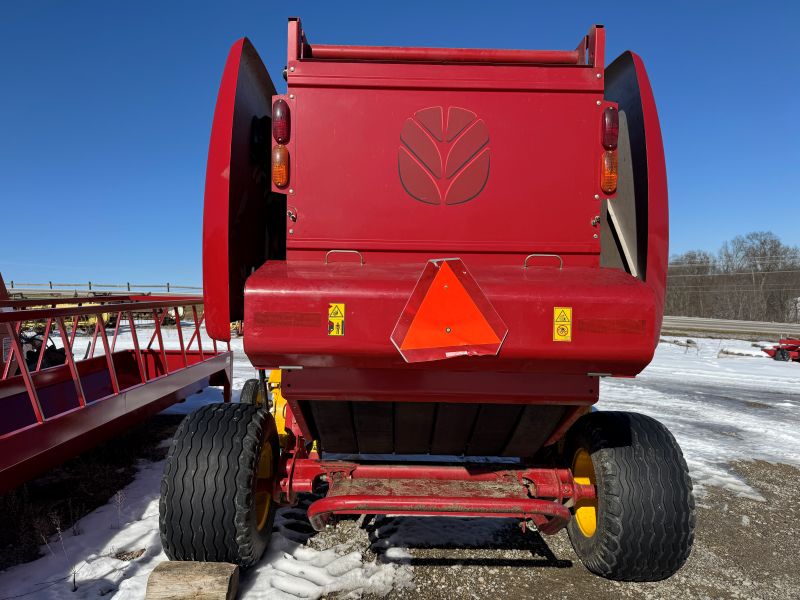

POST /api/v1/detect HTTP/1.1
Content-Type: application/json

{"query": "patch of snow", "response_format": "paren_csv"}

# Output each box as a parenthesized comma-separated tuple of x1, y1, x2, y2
(238, 503, 413, 599)
(600, 336, 800, 500)
(0, 459, 166, 598)
(244, 545, 411, 600)
(717, 346, 767, 358)
(0, 469, 413, 599)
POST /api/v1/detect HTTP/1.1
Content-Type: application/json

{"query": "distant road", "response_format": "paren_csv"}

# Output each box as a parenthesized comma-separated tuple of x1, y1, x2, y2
(662, 316, 800, 338)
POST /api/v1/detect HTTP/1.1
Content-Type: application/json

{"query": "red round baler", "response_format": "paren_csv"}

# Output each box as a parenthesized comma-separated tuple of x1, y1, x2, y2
(160, 18, 694, 582)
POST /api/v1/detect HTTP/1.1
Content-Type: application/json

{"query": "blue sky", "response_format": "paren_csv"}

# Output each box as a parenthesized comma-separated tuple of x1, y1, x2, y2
(1, 1, 798, 285)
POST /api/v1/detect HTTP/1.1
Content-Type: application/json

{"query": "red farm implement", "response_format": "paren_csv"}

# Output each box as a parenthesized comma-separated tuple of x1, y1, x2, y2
(763, 339, 800, 362)
(158, 18, 695, 583)
(0, 278, 231, 494)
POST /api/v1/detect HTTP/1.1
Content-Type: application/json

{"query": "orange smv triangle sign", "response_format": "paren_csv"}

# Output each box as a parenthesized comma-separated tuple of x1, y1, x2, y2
(400, 261, 501, 351)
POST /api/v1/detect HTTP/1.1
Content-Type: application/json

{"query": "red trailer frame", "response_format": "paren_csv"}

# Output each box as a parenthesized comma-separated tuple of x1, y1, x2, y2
(0, 289, 232, 493)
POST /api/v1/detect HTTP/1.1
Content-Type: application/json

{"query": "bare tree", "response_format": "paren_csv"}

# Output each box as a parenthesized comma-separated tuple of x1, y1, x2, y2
(666, 232, 800, 322)
(665, 250, 716, 317)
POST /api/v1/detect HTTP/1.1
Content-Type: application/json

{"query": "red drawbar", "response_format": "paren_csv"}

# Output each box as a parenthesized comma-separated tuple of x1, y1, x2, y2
(391, 259, 507, 362)
(282, 460, 595, 535)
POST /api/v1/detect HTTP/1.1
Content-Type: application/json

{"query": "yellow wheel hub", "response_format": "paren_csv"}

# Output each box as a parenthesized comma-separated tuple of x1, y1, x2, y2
(572, 448, 598, 537)
(254, 442, 274, 531)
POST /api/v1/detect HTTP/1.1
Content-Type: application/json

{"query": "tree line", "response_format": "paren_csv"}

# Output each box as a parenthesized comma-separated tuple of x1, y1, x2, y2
(666, 231, 800, 323)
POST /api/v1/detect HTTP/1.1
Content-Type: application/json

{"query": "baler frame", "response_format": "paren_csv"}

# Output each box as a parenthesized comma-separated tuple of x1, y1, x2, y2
(280, 457, 595, 534)
(253, 365, 596, 535)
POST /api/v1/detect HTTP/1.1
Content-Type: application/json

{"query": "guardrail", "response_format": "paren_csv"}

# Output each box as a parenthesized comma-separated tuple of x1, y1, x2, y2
(5, 281, 201, 296)
(662, 316, 800, 338)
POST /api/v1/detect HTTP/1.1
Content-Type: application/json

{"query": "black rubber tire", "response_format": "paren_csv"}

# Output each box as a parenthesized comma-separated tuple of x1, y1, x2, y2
(565, 411, 695, 582)
(159, 402, 279, 567)
(240, 378, 261, 404)
(774, 348, 791, 362)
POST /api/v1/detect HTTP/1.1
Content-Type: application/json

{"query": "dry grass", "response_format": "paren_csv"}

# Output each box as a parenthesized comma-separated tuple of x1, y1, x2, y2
(0, 414, 183, 571)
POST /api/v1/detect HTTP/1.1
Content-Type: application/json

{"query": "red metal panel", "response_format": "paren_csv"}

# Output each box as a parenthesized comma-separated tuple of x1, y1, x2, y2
(280, 85, 604, 257)
(287, 60, 604, 92)
(203, 38, 275, 341)
(276, 23, 606, 256)
(281, 369, 597, 405)
(244, 261, 656, 375)
(282, 395, 315, 442)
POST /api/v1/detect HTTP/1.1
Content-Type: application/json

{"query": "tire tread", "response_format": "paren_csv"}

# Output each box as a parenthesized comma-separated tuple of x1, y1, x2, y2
(567, 411, 695, 581)
(159, 403, 276, 567)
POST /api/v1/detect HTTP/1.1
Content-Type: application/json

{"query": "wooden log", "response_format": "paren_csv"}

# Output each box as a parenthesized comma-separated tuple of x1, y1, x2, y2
(145, 561, 239, 600)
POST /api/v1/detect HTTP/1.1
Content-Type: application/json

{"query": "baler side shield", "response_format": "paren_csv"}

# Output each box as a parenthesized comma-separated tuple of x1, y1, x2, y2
(603, 51, 669, 345)
(203, 38, 276, 341)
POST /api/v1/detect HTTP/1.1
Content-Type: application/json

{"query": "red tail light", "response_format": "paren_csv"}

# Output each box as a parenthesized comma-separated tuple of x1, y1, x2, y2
(602, 106, 619, 150)
(272, 99, 290, 144)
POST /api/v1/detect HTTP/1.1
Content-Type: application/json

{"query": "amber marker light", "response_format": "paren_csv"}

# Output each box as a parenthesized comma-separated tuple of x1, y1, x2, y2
(601, 150, 618, 194)
(272, 145, 289, 188)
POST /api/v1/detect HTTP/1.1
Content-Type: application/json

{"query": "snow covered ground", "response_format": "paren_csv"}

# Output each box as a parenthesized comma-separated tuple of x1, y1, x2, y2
(0, 336, 797, 599)
(600, 337, 800, 500)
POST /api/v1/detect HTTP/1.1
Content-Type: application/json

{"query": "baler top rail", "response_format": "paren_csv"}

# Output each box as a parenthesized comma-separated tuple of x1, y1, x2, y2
(295, 20, 604, 67)
(0, 292, 232, 493)
(307, 45, 583, 65)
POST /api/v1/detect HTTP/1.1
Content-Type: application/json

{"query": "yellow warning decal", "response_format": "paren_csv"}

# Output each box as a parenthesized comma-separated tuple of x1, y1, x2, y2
(328, 303, 345, 336)
(553, 307, 572, 342)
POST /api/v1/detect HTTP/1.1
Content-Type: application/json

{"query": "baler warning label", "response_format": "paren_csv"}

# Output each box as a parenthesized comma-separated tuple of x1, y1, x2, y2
(328, 303, 345, 336)
(553, 307, 572, 342)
